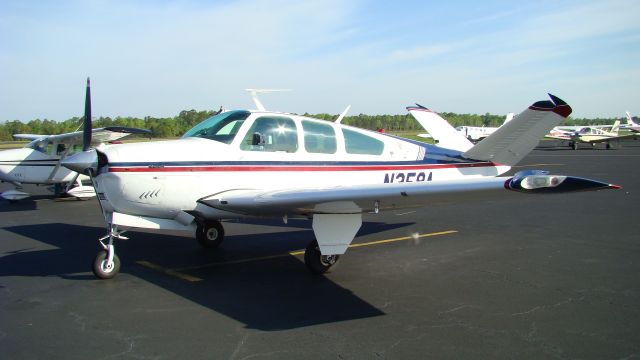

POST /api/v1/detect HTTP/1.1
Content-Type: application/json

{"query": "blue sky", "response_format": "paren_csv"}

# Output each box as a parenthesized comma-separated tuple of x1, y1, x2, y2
(1, 0, 639, 121)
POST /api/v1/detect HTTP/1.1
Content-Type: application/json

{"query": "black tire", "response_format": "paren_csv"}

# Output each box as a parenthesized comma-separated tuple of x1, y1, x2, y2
(92, 251, 121, 279)
(606, 142, 611, 150)
(572, 142, 578, 150)
(196, 220, 225, 248)
(304, 239, 339, 274)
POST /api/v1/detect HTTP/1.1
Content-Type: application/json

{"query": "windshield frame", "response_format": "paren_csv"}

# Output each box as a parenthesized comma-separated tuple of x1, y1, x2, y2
(182, 110, 251, 144)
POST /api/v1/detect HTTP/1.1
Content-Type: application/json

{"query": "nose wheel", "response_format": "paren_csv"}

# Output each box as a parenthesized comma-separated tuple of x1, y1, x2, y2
(91, 225, 127, 279)
(92, 249, 121, 279)
(304, 239, 340, 274)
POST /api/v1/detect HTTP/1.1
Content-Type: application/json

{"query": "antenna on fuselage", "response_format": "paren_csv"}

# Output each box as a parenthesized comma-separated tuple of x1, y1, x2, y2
(335, 105, 351, 123)
(245, 89, 291, 111)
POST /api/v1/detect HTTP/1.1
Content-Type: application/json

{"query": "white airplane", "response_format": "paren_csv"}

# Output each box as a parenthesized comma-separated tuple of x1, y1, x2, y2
(0, 97, 150, 202)
(61, 81, 619, 279)
(545, 120, 636, 149)
(418, 113, 514, 142)
(622, 111, 640, 132)
(454, 113, 514, 142)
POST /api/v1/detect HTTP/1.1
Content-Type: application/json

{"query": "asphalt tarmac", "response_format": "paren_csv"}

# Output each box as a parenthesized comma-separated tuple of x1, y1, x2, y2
(1, 141, 639, 359)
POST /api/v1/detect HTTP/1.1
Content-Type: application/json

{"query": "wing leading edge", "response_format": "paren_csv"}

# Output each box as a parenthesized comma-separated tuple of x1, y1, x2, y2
(198, 172, 618, 217)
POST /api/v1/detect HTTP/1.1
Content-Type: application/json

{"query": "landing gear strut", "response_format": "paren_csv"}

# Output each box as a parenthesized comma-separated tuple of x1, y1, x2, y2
(92, 225, 126, 279)
(196, 220, 225, 248)
(304, 239, 340, 274)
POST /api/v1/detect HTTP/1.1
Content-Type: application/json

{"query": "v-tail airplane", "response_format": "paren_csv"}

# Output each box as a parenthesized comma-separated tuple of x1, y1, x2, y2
(61, 79, 619, 279)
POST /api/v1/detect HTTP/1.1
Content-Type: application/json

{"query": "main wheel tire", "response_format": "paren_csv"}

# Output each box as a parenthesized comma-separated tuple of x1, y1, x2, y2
(304, 239, 339, 274)
(92, 251, 121, 279)
(196, 220, 225, 248)
(572, 142, 578, 150)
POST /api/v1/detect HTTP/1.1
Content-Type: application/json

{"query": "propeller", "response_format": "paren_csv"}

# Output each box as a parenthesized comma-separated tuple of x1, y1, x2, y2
(83, 77, 92, 151)
(61, 78, 98, 174)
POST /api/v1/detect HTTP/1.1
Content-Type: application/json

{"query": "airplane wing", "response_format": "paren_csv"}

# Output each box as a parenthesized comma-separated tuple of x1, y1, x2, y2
(38, 127, 151, 145)
(198, 172, 617, 217)
(583, 134, 639, 143)
(12, 134, 46, 141)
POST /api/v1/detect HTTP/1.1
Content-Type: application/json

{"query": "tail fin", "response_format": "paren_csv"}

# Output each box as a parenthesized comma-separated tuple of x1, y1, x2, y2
(463, 94, 572, 166)
(504, 112, 515, 124)
(610, 120, 620, 135)
(407, 105, 473, 152)
(625, 111, 637, 126)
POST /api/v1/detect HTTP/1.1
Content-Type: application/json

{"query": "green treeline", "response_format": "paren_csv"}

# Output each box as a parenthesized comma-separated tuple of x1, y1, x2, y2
(0, 109, 623, 141)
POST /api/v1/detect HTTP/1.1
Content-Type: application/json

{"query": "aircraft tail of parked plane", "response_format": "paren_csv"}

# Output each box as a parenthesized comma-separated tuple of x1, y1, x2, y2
(611, 120, 621, 135)
(407, 104, 474, 152)
(626, 111, 637, 126)
(409, 95, 570, 166)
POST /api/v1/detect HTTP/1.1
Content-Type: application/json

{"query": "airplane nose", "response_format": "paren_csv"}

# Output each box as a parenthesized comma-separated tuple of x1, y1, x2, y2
(61, 149, 98, 174)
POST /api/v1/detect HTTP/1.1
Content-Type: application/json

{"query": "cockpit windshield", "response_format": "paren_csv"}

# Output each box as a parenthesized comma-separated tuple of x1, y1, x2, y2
(182, 110, 251, 144)
(26, 138, 50, 154)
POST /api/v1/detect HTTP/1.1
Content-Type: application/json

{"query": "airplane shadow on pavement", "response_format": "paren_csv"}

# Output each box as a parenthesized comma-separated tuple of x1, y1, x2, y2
(1, 221, 413, 330)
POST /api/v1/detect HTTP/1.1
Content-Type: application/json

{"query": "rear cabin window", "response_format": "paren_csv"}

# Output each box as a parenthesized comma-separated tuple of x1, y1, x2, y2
(342, 128, 384, 155)
(302, 120, 337, 154)
(240, 116, 298, 153)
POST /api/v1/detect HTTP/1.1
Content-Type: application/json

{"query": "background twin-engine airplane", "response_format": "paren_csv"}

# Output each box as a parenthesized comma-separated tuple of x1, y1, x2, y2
(59, 79, 619, 279)
(0, 124, 150, 201)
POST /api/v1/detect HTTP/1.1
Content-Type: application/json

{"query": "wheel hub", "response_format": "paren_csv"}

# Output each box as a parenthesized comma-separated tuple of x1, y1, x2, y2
(206, 228, 218, 241)
(101, 260, 114, 273)
(320, 255, 338, 266)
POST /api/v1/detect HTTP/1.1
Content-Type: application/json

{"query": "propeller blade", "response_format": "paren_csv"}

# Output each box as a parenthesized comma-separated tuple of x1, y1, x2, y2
(83, 77, 92, 151)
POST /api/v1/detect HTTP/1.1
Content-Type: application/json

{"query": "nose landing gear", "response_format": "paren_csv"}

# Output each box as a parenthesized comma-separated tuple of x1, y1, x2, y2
(92, 225, 127, 279)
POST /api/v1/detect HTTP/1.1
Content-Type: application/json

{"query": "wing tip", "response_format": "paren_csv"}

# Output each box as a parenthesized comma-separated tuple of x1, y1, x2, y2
(406, 103, 431, 112)
(529, 94, 572, 118)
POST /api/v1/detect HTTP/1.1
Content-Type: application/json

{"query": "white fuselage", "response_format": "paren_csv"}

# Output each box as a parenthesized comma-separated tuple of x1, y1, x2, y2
(0, 145, 80, 185)
(455, 126, 498, 141)
(93, 111, 509, 223)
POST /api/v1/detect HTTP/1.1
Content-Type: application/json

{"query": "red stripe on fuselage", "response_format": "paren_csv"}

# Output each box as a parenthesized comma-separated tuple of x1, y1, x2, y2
(108, 162, 498, 173)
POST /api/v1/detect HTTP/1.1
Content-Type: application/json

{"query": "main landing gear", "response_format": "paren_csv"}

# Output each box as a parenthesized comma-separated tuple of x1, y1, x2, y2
(196, 220, 225, 248)
(195, 220, 339, 274)
(304, 239, 339, 274)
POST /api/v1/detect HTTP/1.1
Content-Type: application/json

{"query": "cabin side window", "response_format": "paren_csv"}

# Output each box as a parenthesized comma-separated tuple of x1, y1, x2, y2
(342, 128, 384, 155)
(240, 116, 298, 153)
(301, 120, 337, 154)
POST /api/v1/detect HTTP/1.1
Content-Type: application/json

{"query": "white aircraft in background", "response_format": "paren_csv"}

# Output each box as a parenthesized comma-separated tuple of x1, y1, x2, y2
(0, 115, 150, 202)
(622, 111, 640, 132)
(454, 113, 514, 142)
(61, 81, 619, 279)
(418, 113, 513, 142)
